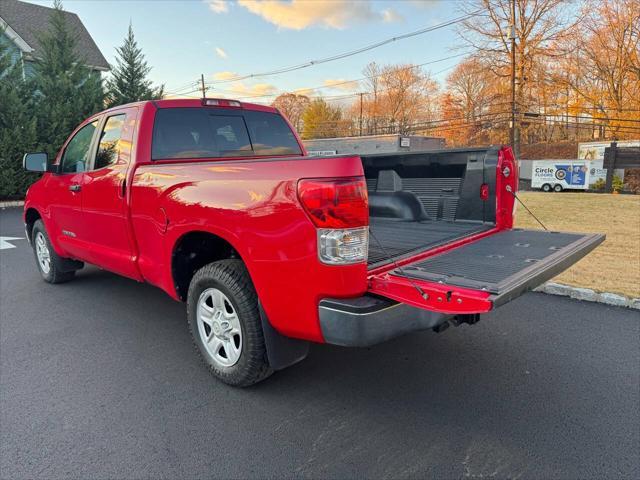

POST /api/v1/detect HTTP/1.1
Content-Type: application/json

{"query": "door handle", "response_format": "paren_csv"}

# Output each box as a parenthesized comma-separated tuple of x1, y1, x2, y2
(69, 184, 81, 192)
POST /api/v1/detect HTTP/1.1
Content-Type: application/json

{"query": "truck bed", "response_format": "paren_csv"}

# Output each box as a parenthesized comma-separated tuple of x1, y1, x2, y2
(368, 219, 490, 267)
(362, 148, 500, 269)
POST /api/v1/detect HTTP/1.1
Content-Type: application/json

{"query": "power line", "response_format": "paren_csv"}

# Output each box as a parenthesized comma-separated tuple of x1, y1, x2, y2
(205, 51, 471, 96)
(204, 11, 482, 86)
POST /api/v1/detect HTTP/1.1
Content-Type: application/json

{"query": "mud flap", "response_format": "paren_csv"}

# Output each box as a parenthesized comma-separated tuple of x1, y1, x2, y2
(259, 303, 309, 370)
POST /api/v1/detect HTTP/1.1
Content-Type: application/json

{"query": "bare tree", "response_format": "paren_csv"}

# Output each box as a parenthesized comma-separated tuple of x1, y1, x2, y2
(377, 64, 439, 134)
(457, 0, 577, 146)
(362, 62, 381, 134)
(439, 56, 500, 144)
(555, 0, 640, 139)
(271, 93, 310, 133)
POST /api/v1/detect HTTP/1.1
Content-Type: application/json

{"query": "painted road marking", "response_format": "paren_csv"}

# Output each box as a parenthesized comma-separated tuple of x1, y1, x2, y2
(0, 237, 24, 250)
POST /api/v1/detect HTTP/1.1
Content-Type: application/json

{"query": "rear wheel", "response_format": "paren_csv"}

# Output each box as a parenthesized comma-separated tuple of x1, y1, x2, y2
(541, 183, 551, 192)
(553, 184, 563, 192)
(31, 220, 76, 284)
(187, 259, 273, 387)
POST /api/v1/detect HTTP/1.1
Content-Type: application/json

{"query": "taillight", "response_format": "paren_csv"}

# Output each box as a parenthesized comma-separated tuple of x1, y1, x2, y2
(480, 183, 489, 200)
(297, 177, 368, 228)
(298, 177, 369, 265)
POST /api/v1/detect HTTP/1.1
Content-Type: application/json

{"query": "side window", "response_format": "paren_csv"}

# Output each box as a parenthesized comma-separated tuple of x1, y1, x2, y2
(243, 111, 302, 156)
(61, 120, 98, 173)
(94, 114, 126, 170)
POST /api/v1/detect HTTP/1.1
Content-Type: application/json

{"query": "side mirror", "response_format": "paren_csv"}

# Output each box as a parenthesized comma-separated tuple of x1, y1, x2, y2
(23, 153, 54, 173)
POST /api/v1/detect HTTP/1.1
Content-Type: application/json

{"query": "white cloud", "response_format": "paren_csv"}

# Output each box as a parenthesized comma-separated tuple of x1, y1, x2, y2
(212, 71, 238, 80)
(222, 82, 278, 99)
(323, 78, 361, 92)
(293, 87, 318, 96)
(215, 47, 228, 59)
(408, 0, 441, 9)
(210, 72, 277, 99)
(236, 0, 392, 30)
(382, 9, 404, 23)
(207, 0, 229, 14)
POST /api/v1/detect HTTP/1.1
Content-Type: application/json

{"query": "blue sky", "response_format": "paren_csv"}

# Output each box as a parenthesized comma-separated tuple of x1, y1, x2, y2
(27, 0, 468, 103)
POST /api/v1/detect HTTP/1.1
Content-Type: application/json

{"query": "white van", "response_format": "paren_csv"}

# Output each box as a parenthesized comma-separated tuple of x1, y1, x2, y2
(531, 160, 591, 192)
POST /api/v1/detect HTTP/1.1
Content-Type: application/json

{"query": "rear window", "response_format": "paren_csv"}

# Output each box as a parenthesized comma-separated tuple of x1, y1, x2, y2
(151, 108, 301, 160)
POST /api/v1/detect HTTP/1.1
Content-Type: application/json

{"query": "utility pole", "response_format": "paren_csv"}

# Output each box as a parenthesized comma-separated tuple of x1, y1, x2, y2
(509, 0, 519, 156)
(359, 92, 364, 136)
(200, 74, 206, 98)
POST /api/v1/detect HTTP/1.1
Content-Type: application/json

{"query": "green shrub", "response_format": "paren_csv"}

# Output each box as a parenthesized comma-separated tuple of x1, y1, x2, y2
(592, 175, 623, 192)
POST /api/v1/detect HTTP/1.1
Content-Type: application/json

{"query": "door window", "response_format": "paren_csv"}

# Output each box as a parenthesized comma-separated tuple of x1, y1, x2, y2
(94, 114, 126, 169)
(60, 120, 98, 173)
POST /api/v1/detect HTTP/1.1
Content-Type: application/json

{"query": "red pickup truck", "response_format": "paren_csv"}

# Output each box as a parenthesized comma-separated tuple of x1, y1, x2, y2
(23, 98, 604, 386)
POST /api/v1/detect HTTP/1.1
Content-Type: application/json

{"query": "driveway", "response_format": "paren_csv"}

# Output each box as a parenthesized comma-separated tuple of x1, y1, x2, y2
(1, 207, 638, 479)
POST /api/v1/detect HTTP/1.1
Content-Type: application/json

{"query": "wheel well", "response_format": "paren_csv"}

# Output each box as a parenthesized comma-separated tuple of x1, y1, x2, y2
(25, 208, 41, 242)
(172, 231, 240, 301)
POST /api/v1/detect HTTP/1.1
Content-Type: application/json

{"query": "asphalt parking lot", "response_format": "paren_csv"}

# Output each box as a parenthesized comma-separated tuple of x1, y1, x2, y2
(1, 206, 638, 479)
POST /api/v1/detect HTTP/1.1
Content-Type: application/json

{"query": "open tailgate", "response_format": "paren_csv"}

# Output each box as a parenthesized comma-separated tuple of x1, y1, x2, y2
(368, 229, 605, 314)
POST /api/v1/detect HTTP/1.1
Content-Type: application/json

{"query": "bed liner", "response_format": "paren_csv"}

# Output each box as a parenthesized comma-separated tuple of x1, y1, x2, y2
(367, 218, 491, 267)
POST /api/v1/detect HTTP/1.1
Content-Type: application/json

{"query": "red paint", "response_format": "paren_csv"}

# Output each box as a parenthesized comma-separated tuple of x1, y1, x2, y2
(495, 146, 518, 230)
(23, 99, 520, 344)
(368, 274, 493, 314)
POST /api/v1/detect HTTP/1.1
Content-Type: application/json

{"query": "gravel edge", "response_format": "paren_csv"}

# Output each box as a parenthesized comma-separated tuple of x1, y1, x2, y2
(0, 200, 25, 208)
(535, 282, 640, 310)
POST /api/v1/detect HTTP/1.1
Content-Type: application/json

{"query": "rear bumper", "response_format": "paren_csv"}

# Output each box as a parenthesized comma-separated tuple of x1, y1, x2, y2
(318, 295, 453, 347)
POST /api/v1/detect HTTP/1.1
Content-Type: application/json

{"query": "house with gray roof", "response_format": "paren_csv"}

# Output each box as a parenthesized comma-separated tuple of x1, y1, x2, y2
(0, 0, 109, 78)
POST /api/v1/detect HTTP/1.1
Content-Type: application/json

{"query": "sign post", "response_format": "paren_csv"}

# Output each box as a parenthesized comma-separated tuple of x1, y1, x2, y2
(604, 142, 617, 193)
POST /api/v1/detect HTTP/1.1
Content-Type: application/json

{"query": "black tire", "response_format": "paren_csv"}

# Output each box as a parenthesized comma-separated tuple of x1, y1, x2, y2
(31, 220, 76, 284)
(541, 183, 551, 192)
(553, 184, 563, 192)
(187, 259, 273, 387)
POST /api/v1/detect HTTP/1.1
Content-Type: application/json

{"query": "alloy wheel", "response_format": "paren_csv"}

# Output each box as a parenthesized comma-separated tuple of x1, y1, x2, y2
(35, 232, 51, 275)
(197, 287, 243, 367)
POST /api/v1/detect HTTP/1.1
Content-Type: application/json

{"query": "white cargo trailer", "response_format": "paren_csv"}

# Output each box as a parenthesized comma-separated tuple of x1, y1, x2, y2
(531, 160, 591, 192)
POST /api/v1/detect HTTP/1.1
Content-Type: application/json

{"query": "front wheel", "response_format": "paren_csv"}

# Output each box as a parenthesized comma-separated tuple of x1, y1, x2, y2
(187, 260, 273, 387)
(31, 220, 76, 284)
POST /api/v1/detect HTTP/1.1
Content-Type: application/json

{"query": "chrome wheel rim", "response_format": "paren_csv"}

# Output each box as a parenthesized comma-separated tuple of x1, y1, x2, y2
(35, 232, 51, 275)
(197, 288, 242, 367)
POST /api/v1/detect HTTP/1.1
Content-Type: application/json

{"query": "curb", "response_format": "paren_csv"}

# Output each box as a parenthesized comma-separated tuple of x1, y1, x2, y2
(0, 200, 24, 208)
(535, 282, 640, 310)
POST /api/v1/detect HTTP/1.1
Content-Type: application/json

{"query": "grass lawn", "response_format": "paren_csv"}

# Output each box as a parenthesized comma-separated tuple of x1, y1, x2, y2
(515, 191, 640, 298)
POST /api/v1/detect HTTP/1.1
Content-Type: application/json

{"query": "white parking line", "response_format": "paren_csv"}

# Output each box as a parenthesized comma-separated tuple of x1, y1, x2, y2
(0, 237, 24, 250)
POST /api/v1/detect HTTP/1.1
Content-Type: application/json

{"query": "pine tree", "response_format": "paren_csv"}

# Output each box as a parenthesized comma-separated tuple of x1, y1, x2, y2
(106, 24, 163, 107)
(0, 31, 38, 198)
(30, 0, 104, 160)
